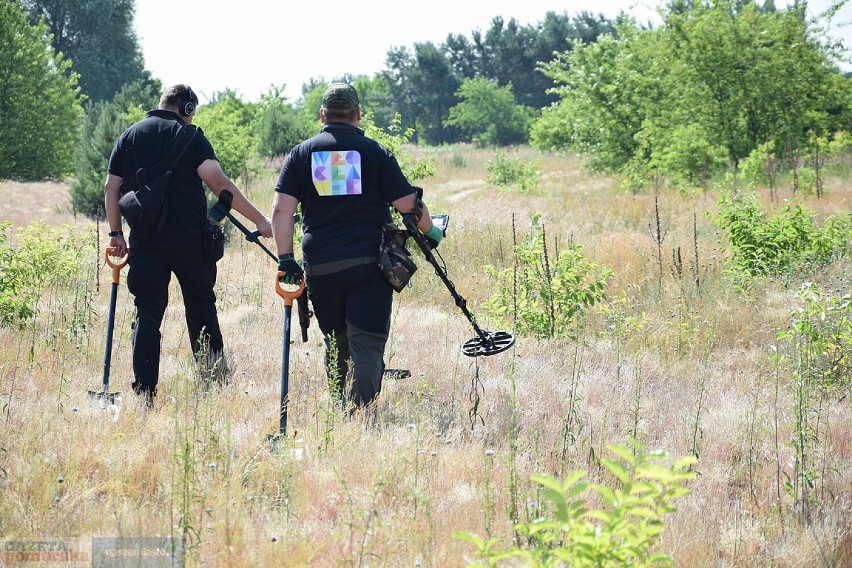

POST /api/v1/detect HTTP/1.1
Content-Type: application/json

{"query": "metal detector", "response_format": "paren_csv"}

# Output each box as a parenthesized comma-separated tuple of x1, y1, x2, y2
(208, 191, 307, 442)
(209, 190, 312, 342)
(402, 214, 514, 357)
(87, 247, 129, 404)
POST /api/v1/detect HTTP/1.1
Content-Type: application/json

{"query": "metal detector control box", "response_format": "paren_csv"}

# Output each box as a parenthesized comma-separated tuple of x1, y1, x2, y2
(431, 214, 450, 235)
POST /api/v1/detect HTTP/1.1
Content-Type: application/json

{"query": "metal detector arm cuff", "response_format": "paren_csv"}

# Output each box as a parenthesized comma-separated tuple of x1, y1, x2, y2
(402, 214, 435, 261)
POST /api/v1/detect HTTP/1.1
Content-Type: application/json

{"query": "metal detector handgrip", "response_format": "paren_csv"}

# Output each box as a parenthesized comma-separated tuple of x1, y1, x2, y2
(105, 247, 129, 284)
(401, 214, 438, 263)
(274, 275, 305, 307)
(211, 190, 312, 342)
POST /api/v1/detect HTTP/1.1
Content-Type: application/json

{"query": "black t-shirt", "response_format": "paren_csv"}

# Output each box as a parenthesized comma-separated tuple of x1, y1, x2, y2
(274, 123, 414, 264)
(108, 109, 217, 248)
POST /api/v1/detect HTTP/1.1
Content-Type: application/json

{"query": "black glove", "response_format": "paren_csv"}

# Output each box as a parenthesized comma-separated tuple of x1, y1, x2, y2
(277, 253, 303, 285)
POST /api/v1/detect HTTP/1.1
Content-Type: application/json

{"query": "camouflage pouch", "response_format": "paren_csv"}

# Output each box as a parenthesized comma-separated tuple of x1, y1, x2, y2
(377, 222, 417, 292)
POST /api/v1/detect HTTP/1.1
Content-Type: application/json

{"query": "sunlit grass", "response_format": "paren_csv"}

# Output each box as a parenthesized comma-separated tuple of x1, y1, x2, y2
(0, 149, 850, 566)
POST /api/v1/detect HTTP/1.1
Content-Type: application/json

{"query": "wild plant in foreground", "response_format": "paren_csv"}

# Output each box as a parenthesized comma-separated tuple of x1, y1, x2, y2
(777, 282, 851, 522)
(0, 221, 89, 326)
(456, 442, 696, 567)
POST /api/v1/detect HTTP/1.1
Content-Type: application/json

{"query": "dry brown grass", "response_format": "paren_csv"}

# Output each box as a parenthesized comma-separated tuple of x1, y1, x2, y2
(0, 152, 850, 567)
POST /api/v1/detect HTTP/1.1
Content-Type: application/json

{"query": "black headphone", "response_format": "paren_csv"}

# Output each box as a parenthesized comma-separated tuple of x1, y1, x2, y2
(179, 87, 196, 117)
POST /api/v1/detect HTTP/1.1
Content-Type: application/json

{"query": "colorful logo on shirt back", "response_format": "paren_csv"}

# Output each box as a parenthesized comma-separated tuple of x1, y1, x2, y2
(311, 150, 362, 196)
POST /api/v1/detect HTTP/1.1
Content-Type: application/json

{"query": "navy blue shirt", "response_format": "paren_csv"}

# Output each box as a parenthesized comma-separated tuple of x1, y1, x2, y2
(274, 123, 415, 264)
(108, 109, 217, 249)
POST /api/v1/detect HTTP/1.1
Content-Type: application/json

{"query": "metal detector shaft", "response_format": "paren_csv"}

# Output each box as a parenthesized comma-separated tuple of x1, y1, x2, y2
(402, 214, 514, 357)
(102, 281, 118, 391)
(402, 214, 488, 341)
(274, 277, 305, 435)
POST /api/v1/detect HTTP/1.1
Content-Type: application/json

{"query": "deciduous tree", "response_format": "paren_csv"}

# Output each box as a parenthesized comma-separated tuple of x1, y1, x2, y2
(0, 0, 84, 180)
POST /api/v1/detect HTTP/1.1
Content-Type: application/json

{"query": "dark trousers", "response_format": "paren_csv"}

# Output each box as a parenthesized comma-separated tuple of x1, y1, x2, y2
(126, 247, 221, 396)
(307, 264, 392, 407)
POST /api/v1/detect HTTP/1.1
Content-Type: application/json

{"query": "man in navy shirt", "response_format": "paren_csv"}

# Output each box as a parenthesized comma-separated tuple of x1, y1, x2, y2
(271, 82, 443, 415)
(104, 84, 272, 408)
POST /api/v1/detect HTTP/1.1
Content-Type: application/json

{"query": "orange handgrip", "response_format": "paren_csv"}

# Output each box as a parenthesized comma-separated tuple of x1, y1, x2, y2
(104, 247, 129, 285)
(275, 273, 305, 307)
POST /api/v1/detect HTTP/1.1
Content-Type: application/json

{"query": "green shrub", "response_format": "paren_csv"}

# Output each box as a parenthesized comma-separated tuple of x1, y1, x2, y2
(193, 90, 263, 184)
(484, 212, 612, 338)
(486, 152, 541, 193)
(711, 182, 852, 284)
(456, 442, 696, 567)
(0, 222, 88, 326)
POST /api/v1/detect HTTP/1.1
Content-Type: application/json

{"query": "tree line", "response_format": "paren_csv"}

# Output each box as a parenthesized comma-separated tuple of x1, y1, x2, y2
(1, 0, 850, 218)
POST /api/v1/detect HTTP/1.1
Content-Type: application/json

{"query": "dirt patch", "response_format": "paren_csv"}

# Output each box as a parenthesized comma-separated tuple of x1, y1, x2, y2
(0, 180, 89, 229)
(439, 179, 489, 203)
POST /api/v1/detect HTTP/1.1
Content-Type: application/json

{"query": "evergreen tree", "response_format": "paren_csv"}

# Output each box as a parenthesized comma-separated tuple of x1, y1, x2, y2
(70, 79, 159, 219)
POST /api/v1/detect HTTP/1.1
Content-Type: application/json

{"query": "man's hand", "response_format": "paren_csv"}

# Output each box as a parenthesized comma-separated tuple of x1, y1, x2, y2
(108, 234, 127, 257)
(256, 217, 273, 238)
(277, 253, 303, 285)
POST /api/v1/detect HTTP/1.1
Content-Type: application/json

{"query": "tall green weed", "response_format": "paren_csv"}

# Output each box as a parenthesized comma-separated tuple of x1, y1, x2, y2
(776, 282, 851, 520)
(484, 212, 612, 338)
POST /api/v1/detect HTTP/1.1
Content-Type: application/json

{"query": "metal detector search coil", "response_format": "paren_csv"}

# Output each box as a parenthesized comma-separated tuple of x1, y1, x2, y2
(403, 213, 514, 357)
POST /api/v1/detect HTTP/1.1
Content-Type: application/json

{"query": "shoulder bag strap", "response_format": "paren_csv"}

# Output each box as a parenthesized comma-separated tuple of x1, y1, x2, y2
(152, 123, 199, 173)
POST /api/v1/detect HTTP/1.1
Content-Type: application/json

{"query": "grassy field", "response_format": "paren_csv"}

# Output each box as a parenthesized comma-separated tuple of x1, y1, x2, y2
(0, 146, 849, 567)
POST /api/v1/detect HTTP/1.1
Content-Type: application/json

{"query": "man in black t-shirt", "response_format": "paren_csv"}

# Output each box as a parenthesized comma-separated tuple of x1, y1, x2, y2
(271, 82, 444, 414)
(104, 84, 273, 408)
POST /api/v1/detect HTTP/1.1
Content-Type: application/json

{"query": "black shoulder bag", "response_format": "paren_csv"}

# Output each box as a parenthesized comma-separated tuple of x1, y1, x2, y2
(118, 125, 198, 238)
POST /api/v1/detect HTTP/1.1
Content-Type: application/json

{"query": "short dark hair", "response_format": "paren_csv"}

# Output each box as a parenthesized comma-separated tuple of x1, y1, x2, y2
(159, 84, 198, 113)
(323, 107, 358, 122)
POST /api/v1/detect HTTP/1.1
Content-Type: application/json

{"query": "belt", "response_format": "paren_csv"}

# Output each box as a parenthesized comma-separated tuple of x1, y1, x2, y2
(304, 257, 377, 277)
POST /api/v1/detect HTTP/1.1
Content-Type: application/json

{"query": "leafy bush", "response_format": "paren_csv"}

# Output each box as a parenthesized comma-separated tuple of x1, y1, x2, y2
(445, 77, 534, 147)
(486, 152, 541, 193)
(711, 183, 852, 284)
(362, 111, 435, 183)
(193, 89, 263, 184)
(456, 442, 696, 567)
(740, 141, 780, 188)
(484, 212, 612, 338)
(0, 222, 88, 326)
